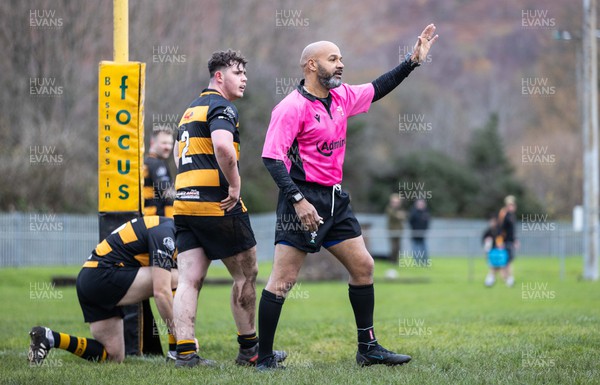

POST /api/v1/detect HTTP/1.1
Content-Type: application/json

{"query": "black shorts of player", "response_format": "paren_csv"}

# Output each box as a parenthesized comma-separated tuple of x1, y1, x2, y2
(76, 266, 138, 323)
(275, 181, 362, 253)
(174, 213, 257, 260)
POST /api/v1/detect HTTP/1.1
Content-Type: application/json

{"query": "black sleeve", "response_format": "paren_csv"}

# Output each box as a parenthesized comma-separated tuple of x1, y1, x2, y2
(151, 161, 172, 186)
(371, 56, 419, 103)
(209, 104, 238, 134)
(147, 225, 176, 271)
(482, 229, 491, 244)
(263, 157, 301, 202)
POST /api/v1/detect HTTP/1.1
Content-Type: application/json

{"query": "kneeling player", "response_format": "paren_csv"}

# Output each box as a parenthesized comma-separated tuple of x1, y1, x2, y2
(28, 216, 178, 364)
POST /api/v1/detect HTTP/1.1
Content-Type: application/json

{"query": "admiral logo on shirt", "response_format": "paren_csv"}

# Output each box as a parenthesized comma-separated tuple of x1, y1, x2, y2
(316, 138, 346, 157)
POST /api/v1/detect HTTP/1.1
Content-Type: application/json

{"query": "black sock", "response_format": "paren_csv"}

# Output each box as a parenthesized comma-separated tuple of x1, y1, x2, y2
(257, 289, 285, 361)
(237, 332, 258, 349)
(348, 284, 378, 353)
(52, 331, 107, 361)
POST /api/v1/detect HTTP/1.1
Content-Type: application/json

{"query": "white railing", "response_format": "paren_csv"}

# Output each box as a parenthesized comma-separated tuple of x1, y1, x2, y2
(0, 213, 583, 267)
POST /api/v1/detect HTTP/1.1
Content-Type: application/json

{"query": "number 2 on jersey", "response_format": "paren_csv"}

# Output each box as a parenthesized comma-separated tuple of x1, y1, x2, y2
(180, 131, 192, 165)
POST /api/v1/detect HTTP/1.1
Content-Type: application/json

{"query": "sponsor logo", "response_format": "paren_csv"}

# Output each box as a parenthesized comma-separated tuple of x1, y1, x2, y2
(316, 138, 345, 157)
(176, 189, 200, 200)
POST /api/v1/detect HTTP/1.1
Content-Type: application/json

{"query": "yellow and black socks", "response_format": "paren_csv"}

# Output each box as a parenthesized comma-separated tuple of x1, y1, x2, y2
(168, 334, 177, 352)
(168, 287, 177, 352)
(348, 284, 378, 353)
(176, 339, 196, 358)
(50, 331, 107, 362)
(237, 332, 258, 349)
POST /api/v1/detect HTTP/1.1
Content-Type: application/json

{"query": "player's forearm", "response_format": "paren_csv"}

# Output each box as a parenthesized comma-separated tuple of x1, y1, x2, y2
(371, 57, 419, 103)
(263, 157, 301, 201)
(154, 289, 174, 333)
(215, 144, 241, 188)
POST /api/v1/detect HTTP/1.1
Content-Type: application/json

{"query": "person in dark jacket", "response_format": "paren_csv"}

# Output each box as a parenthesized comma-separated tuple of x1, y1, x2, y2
(498, 195, 519, 287)
(409, 199, 430, 266)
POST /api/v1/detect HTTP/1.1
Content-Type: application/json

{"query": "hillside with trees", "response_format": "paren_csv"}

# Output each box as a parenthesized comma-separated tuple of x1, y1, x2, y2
(0, 0, 586, 218)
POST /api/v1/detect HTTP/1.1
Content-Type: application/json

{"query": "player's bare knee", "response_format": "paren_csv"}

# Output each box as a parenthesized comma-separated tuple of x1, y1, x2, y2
(242, 264, 258, 282)
(107, 351, 125, 363)
(275, 279, 296, 297)
(182, 274, 204, 291)
(237, 286, 256, 309)
(101, 340, 125, 363)
(349, 258, 374, 283)
(170, 268, 179, 289)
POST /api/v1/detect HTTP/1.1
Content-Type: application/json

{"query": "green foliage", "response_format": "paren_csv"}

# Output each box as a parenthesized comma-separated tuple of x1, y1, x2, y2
(372, 114, 542, 218)
(370, 150, 478, 216)
(466, 113, 542, 217)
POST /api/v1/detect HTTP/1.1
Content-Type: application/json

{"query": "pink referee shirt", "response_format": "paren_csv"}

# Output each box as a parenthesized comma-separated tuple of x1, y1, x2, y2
(262, 82, 375, 186)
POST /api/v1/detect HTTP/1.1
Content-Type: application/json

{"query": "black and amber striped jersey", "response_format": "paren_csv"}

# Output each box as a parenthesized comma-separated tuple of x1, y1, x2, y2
(83, 216, 176, 270)
(174, 89, 247, 217)
(143, 155, 174, 217)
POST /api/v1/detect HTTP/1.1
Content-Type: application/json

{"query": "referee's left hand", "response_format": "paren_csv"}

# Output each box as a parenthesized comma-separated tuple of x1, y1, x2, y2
(411, 23, 438, 63)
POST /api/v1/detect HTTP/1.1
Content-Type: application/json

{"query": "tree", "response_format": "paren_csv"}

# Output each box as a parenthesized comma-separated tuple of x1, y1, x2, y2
(370, 150, 479, 217)
(466, 113, 541, 217)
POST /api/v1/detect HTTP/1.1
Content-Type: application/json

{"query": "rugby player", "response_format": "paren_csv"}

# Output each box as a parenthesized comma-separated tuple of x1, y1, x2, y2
(171, 50, 285, 367)
(28, 216, 178, 364)
(143, 126, 175, 217)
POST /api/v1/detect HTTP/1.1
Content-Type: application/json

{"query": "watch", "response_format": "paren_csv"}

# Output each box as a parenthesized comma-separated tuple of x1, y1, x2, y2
(404, 52, 420, 68)
(290, 192, 304, 204)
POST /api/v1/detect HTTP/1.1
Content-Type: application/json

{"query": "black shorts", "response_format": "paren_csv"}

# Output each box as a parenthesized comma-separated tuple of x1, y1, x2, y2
(275, 182, 362, 253)
(76, 266, 138, 323)
(174, 213, 257, 260)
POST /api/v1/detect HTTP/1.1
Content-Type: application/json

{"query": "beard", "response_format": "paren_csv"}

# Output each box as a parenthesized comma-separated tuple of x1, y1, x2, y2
(317, 64, 342, 90)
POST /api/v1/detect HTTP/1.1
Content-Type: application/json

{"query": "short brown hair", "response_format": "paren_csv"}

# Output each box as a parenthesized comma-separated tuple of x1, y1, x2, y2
(151, 125, 173, 138)
(208, 49, 247, 77)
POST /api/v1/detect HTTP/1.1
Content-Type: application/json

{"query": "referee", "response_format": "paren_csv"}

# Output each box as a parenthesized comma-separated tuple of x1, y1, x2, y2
(257, 25, 438, 370)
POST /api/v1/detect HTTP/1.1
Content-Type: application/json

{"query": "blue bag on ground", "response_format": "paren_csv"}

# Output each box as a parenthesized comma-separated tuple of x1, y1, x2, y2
(488, 248, 508, 267)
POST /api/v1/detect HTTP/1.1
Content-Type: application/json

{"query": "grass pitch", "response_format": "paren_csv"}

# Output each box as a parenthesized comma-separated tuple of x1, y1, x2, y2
(0, 256, 598, 385)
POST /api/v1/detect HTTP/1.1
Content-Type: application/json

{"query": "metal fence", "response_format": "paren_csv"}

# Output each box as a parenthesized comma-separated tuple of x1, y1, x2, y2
(0, 212, 584, 267)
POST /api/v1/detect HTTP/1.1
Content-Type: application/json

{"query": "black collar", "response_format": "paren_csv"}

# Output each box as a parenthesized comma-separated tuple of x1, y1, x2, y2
(200, 88, 222, 97)
(297, 79, 332, 107)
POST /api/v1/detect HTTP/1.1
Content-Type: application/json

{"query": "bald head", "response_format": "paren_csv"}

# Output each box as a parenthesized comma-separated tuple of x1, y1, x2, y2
(299, 40, 344, 95)
(300, 41, 341, 70)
